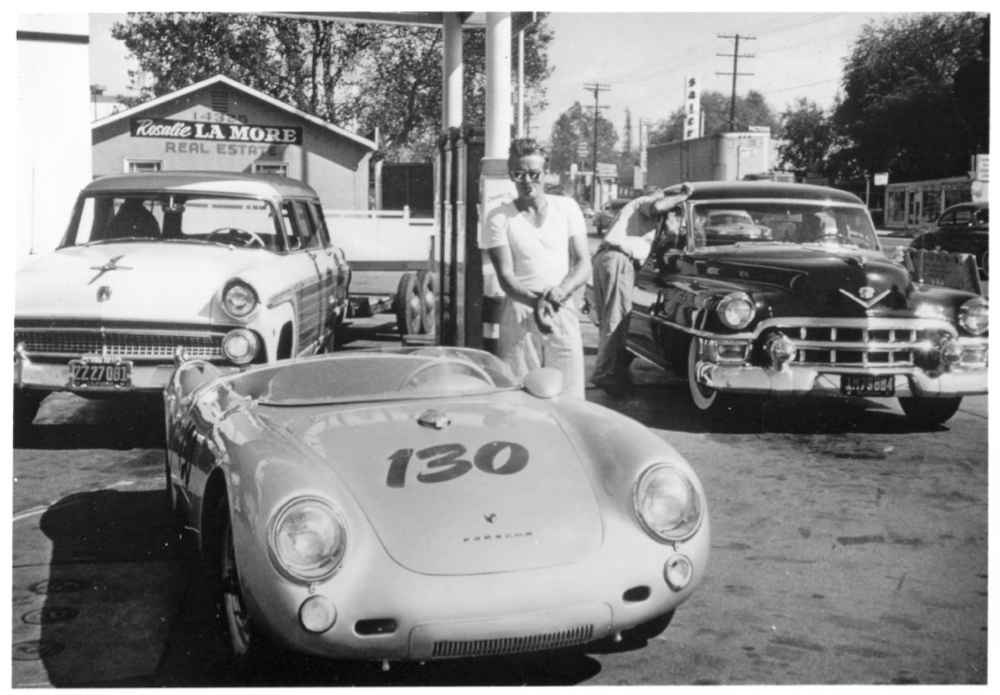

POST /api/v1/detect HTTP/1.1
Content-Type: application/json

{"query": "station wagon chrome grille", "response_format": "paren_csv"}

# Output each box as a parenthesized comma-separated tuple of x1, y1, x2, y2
(431, 625, 594, 658)
(769, 322, 951, 368)
(14, 328, 224, 360)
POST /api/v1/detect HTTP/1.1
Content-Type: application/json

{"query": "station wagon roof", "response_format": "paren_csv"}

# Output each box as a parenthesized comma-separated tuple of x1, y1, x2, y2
(678, 181, 864, 205)
(81, 171, 319, 199)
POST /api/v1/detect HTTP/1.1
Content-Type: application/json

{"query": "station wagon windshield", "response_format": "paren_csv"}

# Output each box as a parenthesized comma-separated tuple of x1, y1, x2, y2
(64, 194, 287, 251)
(686, 202, 879, 251)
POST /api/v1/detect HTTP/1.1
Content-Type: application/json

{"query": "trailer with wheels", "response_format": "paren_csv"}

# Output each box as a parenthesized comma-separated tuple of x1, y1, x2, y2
(325, 207, 438, 343)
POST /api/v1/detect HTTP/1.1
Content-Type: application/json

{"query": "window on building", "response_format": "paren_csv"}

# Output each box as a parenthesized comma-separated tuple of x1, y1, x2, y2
(253, 162, 288, 176)
(125, 160, 162, 173)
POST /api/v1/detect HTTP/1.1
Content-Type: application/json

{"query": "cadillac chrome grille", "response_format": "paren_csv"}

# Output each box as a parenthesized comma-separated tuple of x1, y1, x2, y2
(431, 625, 595, 658)
(14, 329, 223, 360)
(775, 323, 948, 367)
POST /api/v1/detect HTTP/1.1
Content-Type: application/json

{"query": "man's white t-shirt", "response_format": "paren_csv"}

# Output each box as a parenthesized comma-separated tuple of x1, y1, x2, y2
(483, 195, 587, 293)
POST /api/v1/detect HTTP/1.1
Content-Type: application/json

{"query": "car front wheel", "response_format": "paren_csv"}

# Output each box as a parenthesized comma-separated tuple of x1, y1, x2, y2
(898, 396, 962, 426)
(220, 514, 276, 674)
(688, 339, 732, 413)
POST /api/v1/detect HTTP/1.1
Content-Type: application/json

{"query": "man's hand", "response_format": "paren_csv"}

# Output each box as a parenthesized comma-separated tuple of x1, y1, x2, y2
(534, 292, 560, 334)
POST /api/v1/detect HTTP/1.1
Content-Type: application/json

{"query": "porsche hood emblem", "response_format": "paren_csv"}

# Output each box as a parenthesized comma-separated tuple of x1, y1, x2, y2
(839, 286, 889, 309)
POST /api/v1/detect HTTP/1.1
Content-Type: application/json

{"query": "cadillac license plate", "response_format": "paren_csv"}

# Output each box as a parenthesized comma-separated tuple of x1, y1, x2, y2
(69, 359, 133, 388)
(840, 374, 894, 397)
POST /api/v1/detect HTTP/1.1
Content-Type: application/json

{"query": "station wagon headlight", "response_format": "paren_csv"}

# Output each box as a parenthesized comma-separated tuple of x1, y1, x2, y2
(222, 280, 258, 319)
(958, 297, 988, 335)
(633, 463, 704, 543)
(222, 329, 261, 365)
(269, 498, 346, 583)
(716, 292, 756, 330)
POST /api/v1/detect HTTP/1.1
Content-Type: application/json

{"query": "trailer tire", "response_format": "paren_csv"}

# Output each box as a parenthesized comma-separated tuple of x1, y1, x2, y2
(394, 272, 422, 337)
(416, 270, 437, 335)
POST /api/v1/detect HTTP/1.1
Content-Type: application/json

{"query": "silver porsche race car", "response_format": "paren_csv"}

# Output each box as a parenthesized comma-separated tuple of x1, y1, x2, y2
(163, 346, 709, 670)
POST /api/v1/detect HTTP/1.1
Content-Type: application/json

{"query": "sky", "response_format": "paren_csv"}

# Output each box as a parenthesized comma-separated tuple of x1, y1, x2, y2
(86, 7, 980, 146)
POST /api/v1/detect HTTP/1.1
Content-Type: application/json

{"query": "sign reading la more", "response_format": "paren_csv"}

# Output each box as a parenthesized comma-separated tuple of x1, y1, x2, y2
(131, 118, 302, 145)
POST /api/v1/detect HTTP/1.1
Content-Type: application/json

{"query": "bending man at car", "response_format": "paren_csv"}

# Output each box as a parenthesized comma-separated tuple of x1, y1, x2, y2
(484, 138, 591, 399)
(590, 183, 693, 391)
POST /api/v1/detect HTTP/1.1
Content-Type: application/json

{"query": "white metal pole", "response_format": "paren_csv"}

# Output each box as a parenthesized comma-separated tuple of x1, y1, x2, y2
(485, 12, 512, 158)
(516, 30, 525, 138)
(442, 13, 463, 130)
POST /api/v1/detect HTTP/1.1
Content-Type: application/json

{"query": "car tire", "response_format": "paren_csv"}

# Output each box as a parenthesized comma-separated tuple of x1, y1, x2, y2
(394, 272, 423, 337)
(687, 338, 732, 414)
(979, 249, 989, 279)
(220, 513, 278, 675)
(898, 396, 962, 426)
(416, 269, 437, 335)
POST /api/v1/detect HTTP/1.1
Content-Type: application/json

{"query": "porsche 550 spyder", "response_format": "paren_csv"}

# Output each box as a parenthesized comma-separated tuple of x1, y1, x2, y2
(163, 347, 709, 670)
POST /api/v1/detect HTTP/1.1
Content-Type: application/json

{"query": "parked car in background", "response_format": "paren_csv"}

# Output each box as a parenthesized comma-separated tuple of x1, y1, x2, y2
(909, 201, 989, 279)
(164, 346, 709, 670)
(14, 171, 351, 432)
(626, 181, 988, 425)
(595, 198, 631, 235)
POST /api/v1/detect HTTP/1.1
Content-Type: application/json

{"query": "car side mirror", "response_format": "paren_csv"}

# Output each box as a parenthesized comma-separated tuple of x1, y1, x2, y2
(523, 367, 564, 398)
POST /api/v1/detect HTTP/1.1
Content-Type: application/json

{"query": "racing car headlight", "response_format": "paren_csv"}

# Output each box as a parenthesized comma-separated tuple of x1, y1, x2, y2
(716, 292, 756, 330)
(958, 298, 988, 335)
(221, 329, 261, 365)
(222, 280, 258, 319)
(269, 498, 346, 583)
(633, 463, 704, 543)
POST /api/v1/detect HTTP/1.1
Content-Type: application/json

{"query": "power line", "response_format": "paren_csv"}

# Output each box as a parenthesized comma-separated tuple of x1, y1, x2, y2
(716, 33, 755, 131)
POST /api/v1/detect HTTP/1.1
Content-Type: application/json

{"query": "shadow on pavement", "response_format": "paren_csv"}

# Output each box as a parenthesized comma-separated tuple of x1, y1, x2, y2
(16, 393, 166, 450)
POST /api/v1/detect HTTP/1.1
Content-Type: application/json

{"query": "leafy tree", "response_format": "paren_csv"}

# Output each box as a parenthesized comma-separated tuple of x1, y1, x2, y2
(647, 90, 781, 146)
(111, 12, 554, 162)
(832, 12, 987, 181)
(547, 101, 618, 175)
(777, 97, 834, 174)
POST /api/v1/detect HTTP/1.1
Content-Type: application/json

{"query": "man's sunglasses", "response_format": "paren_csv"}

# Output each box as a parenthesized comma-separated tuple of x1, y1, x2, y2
(510, 170, 543, 183)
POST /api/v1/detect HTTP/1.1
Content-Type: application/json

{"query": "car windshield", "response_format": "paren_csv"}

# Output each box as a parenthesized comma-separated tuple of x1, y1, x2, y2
(64, 193, 285, 251)
(253, 348, 520, 406)
(687, 201, 879, 251)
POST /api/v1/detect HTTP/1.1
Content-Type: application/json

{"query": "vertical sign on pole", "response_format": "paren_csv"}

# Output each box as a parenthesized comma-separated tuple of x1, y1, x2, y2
(684, 76, 701, 141)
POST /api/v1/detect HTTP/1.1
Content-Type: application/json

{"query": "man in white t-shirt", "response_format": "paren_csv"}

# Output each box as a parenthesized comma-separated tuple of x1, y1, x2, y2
(483, 139, 591, 399)
(590, 183, 693, 391)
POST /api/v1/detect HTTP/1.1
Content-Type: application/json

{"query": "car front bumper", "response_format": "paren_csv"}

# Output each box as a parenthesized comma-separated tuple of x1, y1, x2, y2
(696, 357, 988, 398)
(14, 354, 238, 395)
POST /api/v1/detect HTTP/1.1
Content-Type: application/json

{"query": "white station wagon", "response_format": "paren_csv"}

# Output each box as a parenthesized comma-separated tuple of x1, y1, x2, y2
(14, 171, 351, 431)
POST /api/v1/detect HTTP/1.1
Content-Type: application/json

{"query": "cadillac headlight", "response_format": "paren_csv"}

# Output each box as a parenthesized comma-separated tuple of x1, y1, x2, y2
(269, 498, 346, 583)
(222, 280, 258, 319)
(716, 292, 756, 330)
(958, 297, 988, 335)
(633, 463, 704, 543)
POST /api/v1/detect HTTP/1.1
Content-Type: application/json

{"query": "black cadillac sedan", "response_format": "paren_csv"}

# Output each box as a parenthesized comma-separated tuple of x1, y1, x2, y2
(626, 182, 988, 425)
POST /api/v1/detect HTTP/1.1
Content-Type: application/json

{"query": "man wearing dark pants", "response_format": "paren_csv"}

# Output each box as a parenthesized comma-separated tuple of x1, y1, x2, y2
(590, 183, 693, 391)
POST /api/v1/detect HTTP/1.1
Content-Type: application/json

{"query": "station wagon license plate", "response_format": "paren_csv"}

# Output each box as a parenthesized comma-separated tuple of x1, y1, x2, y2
(840, 374, 894, 397)
(69, 359, 133, 389)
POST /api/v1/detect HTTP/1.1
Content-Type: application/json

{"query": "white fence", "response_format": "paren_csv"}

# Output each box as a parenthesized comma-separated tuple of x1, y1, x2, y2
(324, 207, 435, 264)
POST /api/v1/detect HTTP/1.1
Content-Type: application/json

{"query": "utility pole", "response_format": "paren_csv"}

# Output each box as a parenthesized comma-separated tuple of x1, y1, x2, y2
(584, 82, 610, 206)
(716, 34, 755, 131)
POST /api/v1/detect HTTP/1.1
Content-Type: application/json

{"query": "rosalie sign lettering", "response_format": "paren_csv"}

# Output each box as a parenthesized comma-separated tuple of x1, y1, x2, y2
(130, 118, 302, 145)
